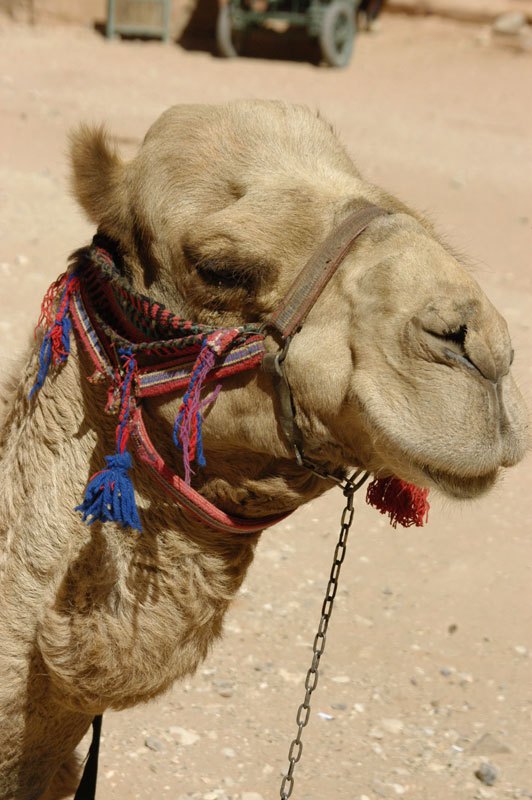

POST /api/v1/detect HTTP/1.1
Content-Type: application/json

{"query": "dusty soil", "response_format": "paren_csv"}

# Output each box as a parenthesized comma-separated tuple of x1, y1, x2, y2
(1, 10, 531, 800)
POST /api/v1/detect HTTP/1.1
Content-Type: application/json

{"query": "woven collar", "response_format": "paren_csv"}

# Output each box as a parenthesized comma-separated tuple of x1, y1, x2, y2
(30, 237, 287, 534)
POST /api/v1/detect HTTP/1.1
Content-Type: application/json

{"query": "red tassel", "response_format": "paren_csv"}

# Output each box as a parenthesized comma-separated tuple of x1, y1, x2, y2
(34, 272, 68, 337)
(366, 477, 430, 528)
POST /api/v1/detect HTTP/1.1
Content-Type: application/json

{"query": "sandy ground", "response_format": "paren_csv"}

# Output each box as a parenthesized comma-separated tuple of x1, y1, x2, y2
(385, 0, 532, 24)
(1, 10, 531, 800)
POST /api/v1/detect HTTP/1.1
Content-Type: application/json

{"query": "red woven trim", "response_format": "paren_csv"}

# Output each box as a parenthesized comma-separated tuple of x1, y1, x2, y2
(100, 280, 146, 343)
(129, 407, 290, 534)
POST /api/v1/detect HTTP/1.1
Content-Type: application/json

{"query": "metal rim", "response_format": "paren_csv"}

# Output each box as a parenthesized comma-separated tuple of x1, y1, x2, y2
(216, 4, 242, 58)
(319, 1, 356, 67)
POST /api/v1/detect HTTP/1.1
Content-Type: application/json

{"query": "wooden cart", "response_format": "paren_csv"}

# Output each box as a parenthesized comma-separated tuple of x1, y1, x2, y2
(217, 0, 361, 67)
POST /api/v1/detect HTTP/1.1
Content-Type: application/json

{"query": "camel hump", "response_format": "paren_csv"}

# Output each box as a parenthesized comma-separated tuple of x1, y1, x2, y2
(69, 124, 125, 232)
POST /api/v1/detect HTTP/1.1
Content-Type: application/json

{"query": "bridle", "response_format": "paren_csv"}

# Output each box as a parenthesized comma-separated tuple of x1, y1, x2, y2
(31, 204, 391, 536)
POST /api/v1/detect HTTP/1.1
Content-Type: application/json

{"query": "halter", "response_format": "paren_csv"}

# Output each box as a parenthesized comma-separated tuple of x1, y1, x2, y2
(30, 205, 429, 534)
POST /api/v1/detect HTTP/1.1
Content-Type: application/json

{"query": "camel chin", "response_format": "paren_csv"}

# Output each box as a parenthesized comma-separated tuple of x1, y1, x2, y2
(422, 464, 499, 499)
(367, 451, 500, 501)
(362, 429, 510, 502)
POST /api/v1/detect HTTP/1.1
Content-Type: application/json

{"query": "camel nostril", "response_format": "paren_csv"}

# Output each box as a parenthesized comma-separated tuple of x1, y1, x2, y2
(421, 323, 504, 383)
(422, 325, 488, 378)
(424, 324, 467, 350)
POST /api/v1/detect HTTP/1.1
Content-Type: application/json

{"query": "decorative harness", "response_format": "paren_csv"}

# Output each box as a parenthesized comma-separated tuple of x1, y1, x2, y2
(30, 205, 429, 534)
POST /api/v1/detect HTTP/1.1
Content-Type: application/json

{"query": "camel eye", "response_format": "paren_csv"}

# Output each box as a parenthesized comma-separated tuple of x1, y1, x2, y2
(196, 261, 246, 290)
(183, 244, 254, 292)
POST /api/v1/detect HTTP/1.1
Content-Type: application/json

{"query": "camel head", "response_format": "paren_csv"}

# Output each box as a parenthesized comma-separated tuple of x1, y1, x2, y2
(70, 100, 528, 505)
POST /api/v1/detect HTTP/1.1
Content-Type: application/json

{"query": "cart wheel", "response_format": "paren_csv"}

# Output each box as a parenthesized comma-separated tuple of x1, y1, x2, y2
(216, 4, 245, 58)
(319, 1, 356, 67)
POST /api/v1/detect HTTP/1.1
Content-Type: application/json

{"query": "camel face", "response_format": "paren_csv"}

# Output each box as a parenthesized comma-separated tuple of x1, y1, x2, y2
(71, 100, 528, 502)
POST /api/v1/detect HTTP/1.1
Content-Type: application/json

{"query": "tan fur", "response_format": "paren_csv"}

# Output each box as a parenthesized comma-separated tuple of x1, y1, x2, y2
(0, 100, 528, 799)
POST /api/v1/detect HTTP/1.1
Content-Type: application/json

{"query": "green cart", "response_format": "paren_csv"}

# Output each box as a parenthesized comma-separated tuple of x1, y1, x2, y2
(216, 0, 361, 67)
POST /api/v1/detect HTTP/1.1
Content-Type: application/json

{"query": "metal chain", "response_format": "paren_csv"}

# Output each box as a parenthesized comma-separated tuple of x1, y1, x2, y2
(301, 460, 369, 491)
(279, 473, 366, 799)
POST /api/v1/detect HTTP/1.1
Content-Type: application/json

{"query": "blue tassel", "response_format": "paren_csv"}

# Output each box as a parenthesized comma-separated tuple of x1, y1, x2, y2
(29, 310, 73, 399)
(75, 451, 143, 531)
(30, 333, 54, 399)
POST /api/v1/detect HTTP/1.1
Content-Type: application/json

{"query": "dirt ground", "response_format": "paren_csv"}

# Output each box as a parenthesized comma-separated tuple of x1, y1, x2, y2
(1, 9, 531, 800)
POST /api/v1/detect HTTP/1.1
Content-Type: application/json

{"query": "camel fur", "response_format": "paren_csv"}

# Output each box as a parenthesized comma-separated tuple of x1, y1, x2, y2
(0, 100, 528, 800)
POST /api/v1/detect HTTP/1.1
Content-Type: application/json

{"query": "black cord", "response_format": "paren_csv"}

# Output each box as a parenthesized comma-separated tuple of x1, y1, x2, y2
(74, 715, 103, 800)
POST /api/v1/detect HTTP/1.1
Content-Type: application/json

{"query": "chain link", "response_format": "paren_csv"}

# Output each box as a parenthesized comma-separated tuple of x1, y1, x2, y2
(279, 476, 366, 799)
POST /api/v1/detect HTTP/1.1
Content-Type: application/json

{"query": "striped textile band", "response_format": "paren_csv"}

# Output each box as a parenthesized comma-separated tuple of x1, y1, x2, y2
(137, 338, 265, 397)
(70, 289, 116, 383)
(70, 282, 266, 398)
(76, 239, 261, 358)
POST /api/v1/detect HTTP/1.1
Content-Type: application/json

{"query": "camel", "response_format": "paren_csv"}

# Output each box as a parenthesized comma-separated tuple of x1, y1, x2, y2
(0, 99, 528, 800)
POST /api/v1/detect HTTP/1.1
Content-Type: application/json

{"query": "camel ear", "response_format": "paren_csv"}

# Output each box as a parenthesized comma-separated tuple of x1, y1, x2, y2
(70, 124, 125, 231)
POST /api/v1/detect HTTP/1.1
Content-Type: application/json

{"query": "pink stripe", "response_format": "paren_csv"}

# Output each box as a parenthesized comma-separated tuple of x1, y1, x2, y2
(70, 293, 113, 379)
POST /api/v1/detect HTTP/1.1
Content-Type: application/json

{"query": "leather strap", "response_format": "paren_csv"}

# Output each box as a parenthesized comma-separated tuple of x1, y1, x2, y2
(262, 205, 389, 467)
(267, 206, 389, 339)
(262, 351, 304, 463)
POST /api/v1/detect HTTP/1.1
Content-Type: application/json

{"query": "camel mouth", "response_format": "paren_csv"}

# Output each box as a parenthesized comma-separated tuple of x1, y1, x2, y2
(356, 405, 502, 502)
(421, 464, 499, 499)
